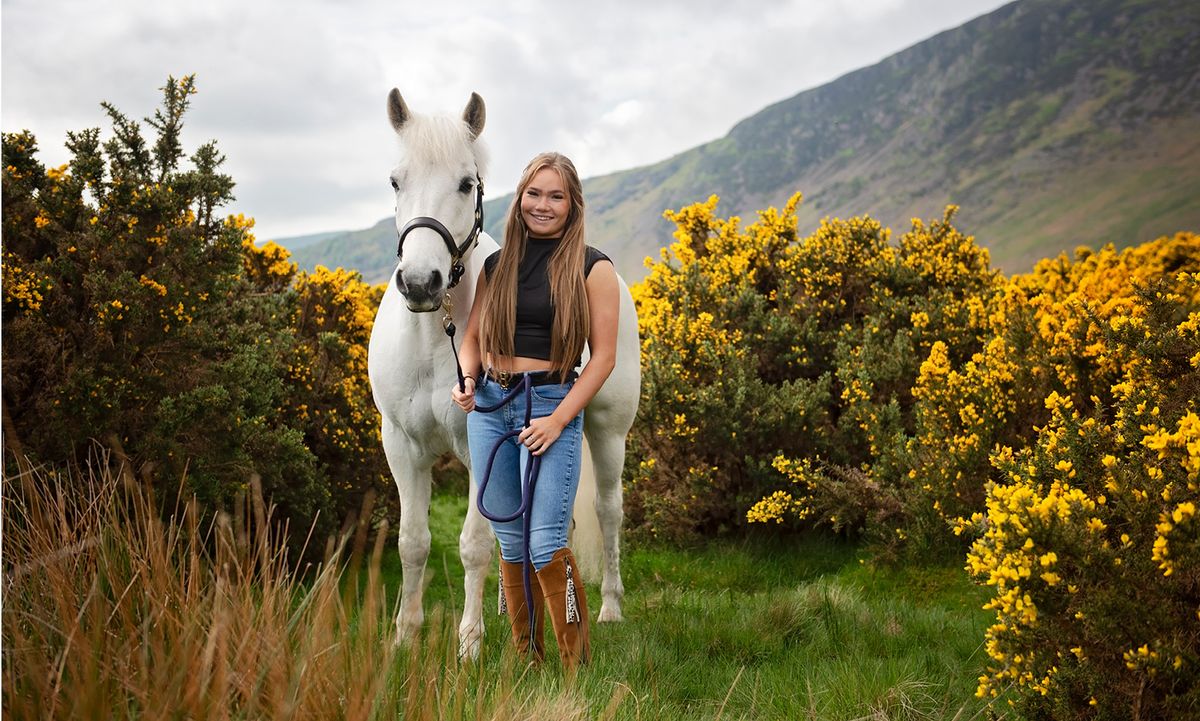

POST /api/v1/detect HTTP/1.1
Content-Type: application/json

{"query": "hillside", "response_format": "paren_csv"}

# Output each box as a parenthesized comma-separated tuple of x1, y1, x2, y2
(275, 230, 345, 251)
(287, 0, 1200, 283)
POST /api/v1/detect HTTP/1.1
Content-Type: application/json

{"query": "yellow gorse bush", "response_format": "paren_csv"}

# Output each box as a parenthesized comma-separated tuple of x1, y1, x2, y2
(630, 189, 1199, 714)
(243, 236, 391, 524)
(966, 293, 1200, 715)
(286, 265, 389, 515)
(629, 197, 997, 543)
(907, 238, 1200, 714)
(627, 193, 826, 539)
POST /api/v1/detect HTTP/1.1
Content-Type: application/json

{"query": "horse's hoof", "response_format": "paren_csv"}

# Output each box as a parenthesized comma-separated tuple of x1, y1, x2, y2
(394, 620, 422, 647)
(597, 603, 624, 623)
(457, 620, 483, 660)
(457, 636, 482, 661)
(453, 623, 482, 657)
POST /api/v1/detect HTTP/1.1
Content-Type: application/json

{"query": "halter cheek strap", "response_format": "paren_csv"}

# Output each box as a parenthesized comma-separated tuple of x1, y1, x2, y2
(395, 175, 485, 290)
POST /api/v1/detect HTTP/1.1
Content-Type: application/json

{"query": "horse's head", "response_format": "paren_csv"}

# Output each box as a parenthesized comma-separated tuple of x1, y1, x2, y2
(387, 89, 489, 312)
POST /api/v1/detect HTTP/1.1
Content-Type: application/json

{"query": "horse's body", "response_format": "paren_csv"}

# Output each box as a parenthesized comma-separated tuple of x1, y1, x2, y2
(367, 90, 638, 657)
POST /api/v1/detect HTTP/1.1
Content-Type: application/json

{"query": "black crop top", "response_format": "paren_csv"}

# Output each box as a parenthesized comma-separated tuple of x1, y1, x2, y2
(482, 239, 612, 365)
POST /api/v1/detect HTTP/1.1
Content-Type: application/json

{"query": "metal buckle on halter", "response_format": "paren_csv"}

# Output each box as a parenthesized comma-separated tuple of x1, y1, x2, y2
(441, 292, 455, 335)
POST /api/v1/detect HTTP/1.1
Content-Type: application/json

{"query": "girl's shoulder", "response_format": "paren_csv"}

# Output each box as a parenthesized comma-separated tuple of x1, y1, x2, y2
(483, 249, 501, 278)
(585, 245, 612, 277)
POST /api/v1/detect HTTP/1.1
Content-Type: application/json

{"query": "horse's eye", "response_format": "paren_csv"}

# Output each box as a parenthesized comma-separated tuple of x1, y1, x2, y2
(458, 177, 473, 194)
(390, 177, 399, 192)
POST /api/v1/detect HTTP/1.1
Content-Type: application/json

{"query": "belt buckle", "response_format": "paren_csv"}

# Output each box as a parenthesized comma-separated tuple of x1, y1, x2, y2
(496, 369, 512, 389)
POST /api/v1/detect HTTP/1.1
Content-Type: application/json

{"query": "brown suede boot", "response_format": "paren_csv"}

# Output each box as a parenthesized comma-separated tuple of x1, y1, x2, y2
(536, 548, 591, 669)
(498, 558, 545, 661)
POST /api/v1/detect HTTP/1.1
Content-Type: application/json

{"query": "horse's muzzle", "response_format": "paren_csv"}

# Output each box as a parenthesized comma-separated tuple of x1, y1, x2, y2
(395, 267, 444, 312)
(404, 297, 442, 313)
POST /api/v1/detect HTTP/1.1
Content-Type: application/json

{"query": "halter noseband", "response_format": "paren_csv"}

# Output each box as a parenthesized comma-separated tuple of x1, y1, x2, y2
(395, 175, 485, 290)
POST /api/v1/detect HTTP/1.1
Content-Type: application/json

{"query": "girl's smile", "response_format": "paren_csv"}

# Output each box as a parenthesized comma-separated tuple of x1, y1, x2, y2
(521, 167, 570, 238)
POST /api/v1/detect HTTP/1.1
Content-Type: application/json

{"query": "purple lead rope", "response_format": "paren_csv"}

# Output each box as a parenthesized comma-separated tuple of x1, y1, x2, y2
(447, 322, 541, 655)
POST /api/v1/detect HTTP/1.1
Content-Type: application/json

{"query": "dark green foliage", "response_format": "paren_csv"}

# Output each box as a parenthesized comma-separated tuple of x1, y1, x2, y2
(2, 76, 341, 552)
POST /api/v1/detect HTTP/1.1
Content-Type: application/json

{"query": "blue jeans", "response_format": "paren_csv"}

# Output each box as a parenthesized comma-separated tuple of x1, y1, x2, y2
(467, 374, 584, 569)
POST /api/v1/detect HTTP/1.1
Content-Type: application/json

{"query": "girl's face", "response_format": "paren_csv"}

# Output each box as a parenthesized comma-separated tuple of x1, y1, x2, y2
(521, 167, 571, 239)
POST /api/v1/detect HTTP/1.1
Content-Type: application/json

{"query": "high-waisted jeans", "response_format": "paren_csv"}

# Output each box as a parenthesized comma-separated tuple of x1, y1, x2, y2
(467, 373, 584, 570)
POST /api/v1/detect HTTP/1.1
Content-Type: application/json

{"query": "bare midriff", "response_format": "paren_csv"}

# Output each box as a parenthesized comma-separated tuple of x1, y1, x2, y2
(486, 354, 555, 376)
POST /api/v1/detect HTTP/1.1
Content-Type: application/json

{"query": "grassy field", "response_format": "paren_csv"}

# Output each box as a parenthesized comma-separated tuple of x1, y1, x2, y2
(4, 463, 1008, 720)
(383, 490, 1007, 720)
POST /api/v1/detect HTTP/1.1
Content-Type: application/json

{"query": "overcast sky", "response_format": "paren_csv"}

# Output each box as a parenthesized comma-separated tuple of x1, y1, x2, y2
(3, 0, 1013, 243)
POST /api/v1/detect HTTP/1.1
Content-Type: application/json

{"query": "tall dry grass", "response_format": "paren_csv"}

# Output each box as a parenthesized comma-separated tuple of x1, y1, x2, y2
(2, 454, 589, 720)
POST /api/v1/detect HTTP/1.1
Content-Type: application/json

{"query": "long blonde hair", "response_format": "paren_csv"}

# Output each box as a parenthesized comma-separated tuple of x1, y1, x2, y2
(478, 152, 589, 380)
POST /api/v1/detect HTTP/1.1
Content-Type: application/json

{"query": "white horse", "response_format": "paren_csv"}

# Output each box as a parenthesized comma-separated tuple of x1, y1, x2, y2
(367, 89, 640, 657)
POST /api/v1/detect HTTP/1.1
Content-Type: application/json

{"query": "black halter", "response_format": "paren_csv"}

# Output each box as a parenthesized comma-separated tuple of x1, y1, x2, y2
(394, 175, 485, 290)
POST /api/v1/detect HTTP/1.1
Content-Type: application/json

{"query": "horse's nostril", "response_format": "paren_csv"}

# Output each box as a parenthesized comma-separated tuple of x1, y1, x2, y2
(430, 269, 442, 290)
(393, 267, 407, 292)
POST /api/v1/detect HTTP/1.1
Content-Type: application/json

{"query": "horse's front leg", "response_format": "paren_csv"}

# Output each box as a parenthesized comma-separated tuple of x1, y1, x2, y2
(383, 421, 434, 644)
(586, 428, 627, 623)
(457, 470, 494, 659)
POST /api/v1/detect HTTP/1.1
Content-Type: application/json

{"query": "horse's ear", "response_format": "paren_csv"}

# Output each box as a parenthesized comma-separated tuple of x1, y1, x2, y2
(388, 88, 411, 132)
(463, 92, 486, 140)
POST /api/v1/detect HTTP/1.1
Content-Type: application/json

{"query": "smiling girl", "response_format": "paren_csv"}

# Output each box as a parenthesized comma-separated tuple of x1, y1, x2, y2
(450, 152, 619, 668)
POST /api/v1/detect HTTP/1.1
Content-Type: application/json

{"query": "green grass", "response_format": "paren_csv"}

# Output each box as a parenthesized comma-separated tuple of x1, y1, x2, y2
(379, 491, 1006, 720)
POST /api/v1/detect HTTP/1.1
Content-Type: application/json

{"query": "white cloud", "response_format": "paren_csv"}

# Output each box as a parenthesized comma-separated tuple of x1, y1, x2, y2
(602, 100, 643, 127)
(2, 0, 1014, 241)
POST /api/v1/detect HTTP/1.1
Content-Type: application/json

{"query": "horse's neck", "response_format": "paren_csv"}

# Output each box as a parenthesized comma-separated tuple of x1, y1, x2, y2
(449, 236, 496, 324)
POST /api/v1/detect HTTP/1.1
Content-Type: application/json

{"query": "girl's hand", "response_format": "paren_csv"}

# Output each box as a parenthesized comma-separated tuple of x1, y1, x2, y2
(519, 415, 565, 456)
(451, 377, 476, 412)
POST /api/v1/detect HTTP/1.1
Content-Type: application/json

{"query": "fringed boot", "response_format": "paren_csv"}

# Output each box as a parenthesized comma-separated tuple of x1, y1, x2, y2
(536, 547, 591, 669)
(498, 558, 545, 662)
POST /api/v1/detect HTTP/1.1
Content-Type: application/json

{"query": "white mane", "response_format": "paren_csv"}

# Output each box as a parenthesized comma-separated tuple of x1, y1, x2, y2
(398, 113, 490, 179)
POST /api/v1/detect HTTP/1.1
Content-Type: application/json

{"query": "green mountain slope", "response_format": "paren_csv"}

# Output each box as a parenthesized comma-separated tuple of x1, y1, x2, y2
(285, 0, 1200, 283)
(274, 230, 344, 251)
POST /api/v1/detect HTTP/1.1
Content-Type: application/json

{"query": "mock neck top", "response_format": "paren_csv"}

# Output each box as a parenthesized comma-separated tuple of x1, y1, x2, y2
(482, 239, 612, 364)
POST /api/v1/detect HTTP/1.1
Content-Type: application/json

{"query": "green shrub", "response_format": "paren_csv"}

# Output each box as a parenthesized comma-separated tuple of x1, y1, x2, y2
(2, 77, 396, 552)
